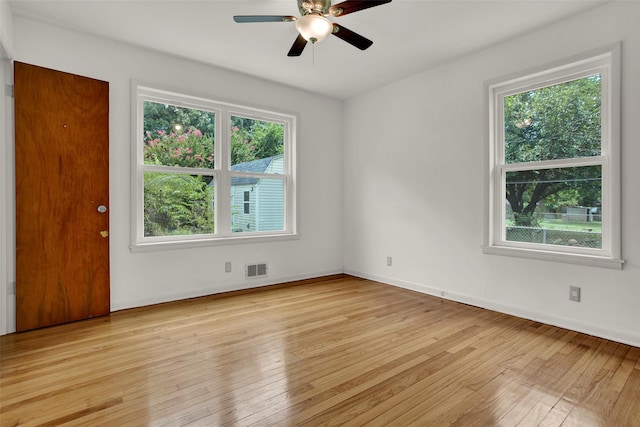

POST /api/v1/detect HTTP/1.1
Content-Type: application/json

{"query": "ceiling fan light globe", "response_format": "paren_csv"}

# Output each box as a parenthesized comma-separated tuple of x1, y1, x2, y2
(295, 14, 333, 43)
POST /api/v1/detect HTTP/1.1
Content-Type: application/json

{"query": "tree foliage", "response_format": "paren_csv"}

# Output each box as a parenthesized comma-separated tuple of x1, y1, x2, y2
(144, 128, 215, 169)
(144, 173, 214, 236)
(144, 102, 216, 138)
(230, 117, 284, 165)
(503, 75, 602, 226)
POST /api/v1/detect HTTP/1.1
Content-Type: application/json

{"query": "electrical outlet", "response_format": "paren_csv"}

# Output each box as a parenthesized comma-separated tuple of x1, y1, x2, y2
(386, 256, 392, 267)
(569, 285, 581, 302)
(225, 262, 232, 273)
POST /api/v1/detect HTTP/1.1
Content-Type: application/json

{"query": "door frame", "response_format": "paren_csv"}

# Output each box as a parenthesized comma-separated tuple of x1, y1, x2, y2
(0, 43, 14, 335)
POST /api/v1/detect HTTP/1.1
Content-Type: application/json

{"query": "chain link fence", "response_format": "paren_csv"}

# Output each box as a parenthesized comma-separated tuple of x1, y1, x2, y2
(506, 226, 601, 249)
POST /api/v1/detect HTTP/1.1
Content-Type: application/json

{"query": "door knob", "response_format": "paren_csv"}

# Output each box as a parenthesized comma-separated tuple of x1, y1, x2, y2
(97, 205, 107, 213)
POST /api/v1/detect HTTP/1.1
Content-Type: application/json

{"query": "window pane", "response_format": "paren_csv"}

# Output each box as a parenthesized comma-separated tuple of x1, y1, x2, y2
(504, 75, 601, 164)
(144, 173, 215, 237)
(505, 165, 601, 248)
(143, 101, 215, 168)
(243, 191, 250, 214)
(230, 116, 284, 173)
(231, 178, 284, 233)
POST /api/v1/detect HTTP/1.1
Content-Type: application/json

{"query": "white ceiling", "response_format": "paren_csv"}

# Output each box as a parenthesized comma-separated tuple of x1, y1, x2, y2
(9, 0, 606, 99)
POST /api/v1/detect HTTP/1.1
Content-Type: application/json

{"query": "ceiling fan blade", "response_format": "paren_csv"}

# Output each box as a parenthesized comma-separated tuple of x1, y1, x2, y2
(233, 15, 296, 23)
(329, 0, 392, 17)
(331, 24, 373, 50)
(287, 34, 308, 57)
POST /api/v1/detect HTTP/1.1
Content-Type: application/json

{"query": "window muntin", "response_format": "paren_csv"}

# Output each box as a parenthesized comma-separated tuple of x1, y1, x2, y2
(133, 86, 296, 249)
(485, 45, 622, 267)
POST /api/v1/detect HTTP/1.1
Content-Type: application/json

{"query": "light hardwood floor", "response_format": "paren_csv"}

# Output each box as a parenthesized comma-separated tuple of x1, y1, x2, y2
(1, 275, 639, 426)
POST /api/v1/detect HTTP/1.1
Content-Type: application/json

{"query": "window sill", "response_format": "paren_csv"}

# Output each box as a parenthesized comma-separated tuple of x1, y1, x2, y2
(481, 245, 624, 270)
(131, 232, 300, 253)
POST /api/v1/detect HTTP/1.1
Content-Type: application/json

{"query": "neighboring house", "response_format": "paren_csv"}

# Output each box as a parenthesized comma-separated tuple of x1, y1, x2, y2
(566, 206, 600, 222)
(230, 154, 284, 232)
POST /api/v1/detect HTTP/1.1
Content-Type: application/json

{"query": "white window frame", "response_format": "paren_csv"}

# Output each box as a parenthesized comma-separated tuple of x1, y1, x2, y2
(131, 84, 297, 252)
(482, 44, 623, 269)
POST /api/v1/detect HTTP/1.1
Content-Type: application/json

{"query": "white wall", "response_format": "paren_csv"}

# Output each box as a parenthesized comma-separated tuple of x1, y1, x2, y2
(7, 17, 344, 329)
(0, 0, 14, 57)
(343, 1, 640, 347)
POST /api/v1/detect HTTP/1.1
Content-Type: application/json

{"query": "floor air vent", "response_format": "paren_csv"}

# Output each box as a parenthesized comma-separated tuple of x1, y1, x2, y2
(246, 263, 267, 279)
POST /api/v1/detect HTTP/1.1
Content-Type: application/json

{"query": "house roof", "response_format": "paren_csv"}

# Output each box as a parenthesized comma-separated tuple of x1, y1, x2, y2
(230, 156, 276, 186)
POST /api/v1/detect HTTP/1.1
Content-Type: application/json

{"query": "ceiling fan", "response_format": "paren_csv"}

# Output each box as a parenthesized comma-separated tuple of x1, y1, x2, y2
(233, 0, 392, 57)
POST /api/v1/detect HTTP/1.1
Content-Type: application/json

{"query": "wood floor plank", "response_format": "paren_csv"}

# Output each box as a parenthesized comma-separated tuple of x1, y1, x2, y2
(1, 275, 639, 426)
(539, 397, 575, 427)
(607, 366, 640, 427)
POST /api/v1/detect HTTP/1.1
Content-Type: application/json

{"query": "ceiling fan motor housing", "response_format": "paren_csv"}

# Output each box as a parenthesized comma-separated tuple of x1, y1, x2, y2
(298, 0, 332, 15)
(234, 0, 392, 56)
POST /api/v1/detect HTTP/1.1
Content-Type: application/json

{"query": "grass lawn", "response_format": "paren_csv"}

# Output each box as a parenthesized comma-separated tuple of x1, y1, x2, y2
(540, 219, 601, 232)
(506, 218, 602, 232)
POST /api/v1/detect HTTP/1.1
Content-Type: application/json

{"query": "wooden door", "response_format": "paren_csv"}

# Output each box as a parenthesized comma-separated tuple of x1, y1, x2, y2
(14, 62, 110, 331)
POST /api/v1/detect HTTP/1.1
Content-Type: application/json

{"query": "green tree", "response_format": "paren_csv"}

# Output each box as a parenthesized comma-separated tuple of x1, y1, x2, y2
(230, 117, 284, 165)
(144, 127, 215, 170)
(503, 75, 602, 226)
(252, 121, 284, 160)
(144, 101, 216, 139)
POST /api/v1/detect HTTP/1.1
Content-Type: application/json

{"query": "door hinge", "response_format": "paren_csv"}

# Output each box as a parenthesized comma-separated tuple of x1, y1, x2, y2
(5, 84, 13, 98)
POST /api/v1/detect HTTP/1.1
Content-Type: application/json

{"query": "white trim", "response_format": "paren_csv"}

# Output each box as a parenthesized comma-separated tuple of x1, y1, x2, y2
(111, 269, 343, 311)
(499, 156, 604, 172)
(484, 43, 622, 267)
(130, 82, 297, 250)
(130, 231, 300, 253)
(485, 45, 617, 99)
(344, 269, 640, 348)
(0, 45, 10, 335)
(481, 245, 623, 270)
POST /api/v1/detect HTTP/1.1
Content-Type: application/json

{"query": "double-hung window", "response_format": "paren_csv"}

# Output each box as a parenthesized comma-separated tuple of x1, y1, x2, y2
(484, 45, 623, 269)
(132, 85, 296, 250)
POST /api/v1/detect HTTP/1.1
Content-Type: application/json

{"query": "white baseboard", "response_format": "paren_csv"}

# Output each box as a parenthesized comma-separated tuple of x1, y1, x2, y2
(344, 269, 640, 349)
(111, 269, 345, 312)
